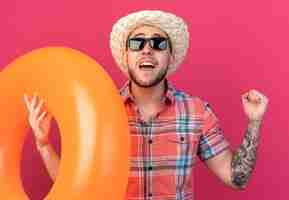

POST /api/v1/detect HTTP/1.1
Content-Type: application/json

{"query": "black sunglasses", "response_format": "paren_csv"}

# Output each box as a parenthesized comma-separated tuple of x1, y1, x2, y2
(127, 37, 170, 51)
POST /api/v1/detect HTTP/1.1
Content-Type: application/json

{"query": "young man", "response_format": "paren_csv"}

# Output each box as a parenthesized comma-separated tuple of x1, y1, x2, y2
(24, 10, 268, 200)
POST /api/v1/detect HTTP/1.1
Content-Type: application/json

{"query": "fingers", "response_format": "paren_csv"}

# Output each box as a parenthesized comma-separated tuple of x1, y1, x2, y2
(241, 92, 251, 106)
(23, 92, 37, 109)
(30, 92, 38, 111)
(23, 93, 52, 147)
(23, 93, 48, 124)
(37, 111, 47, 124)
(23, 93, 31, 112)
(32, 99, 44, 121)
(242, 89, 269, 104)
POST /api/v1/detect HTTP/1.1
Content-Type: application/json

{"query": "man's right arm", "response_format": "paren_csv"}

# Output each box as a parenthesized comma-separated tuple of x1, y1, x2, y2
(36, 143, 59, 181)
(24, 93, 59, 182)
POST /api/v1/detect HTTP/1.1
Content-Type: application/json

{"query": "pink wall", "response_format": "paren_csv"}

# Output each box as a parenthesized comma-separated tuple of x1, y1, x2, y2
(1, 0, 288, 199)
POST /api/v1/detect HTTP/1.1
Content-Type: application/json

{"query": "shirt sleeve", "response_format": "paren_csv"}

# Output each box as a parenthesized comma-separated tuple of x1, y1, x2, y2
(197, 101, 230, 161)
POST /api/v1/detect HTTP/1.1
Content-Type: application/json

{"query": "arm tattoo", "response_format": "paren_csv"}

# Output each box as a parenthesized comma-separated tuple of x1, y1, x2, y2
(231, 120, 261, 189)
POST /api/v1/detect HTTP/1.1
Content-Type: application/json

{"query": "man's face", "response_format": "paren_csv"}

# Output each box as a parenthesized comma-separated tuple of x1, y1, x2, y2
(125, 25, 173, 88)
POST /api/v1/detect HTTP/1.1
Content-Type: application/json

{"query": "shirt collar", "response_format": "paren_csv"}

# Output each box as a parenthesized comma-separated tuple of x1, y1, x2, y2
(119, 79, 176, 105)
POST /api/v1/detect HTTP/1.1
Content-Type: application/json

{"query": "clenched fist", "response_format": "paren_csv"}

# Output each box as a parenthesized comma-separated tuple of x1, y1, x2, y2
(242, 89, 269, 121)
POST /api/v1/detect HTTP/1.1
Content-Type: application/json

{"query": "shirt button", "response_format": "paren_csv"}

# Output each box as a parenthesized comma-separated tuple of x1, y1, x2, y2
(148, 139, 153, 144)
(148, 166, 153, 171)
(148, 193, 153, 197)
(180, 136, 185, 141)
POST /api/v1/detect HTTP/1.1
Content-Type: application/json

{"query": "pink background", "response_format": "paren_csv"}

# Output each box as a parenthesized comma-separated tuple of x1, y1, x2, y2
(0, 0, 288, 199)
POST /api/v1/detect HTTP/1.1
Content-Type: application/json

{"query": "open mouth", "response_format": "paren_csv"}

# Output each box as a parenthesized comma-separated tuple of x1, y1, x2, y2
(139, 62, 155, 70)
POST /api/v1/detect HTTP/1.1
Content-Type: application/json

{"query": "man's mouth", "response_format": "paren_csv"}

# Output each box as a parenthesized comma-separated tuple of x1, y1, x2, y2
(139, 62, 156, 70)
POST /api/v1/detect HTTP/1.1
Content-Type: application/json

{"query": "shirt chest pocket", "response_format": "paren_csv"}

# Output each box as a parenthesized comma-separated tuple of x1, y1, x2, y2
(152, 133, 200, 160)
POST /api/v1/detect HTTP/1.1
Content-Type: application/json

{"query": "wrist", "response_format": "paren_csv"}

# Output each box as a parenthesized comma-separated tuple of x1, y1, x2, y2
(248, 118, 262, 125)
(247, 119, 262, 142)
(36, 141, 50, 151)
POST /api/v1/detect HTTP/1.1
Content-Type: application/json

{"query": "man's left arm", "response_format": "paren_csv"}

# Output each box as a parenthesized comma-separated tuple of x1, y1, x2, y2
(205, 89, 268, 190)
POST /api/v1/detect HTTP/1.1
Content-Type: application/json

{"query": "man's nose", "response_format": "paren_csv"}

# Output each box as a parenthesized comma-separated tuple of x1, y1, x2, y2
(141, 41, 153, 55)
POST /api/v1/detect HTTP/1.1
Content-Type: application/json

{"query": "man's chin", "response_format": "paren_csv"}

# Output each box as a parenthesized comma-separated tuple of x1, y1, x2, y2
(133, 78, 163, 88)
(134, 81, 155, 88)
(128, 69, 168, 88)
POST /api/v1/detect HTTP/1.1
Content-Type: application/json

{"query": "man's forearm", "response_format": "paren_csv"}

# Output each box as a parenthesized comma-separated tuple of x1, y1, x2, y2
(231, 120, 261, 189)
(37, 143, 60, 182)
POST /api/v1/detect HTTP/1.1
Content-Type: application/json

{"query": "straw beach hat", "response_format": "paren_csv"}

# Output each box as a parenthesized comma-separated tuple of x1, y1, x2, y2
(110, 10, 189, 75)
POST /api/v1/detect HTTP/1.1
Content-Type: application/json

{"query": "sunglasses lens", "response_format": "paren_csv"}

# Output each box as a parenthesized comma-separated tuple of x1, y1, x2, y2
(128, 38, 145, 51)
(127, 37, 168, 51)
(150, 37, 168, 50)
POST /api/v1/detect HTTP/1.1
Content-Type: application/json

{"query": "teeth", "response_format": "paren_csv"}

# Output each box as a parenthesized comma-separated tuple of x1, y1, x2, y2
(141, 62, 154, 65)
(139, 62, 155, 70)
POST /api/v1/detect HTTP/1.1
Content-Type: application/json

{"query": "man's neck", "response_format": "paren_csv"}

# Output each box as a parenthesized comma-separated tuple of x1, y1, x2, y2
(130, 80, 166, 107)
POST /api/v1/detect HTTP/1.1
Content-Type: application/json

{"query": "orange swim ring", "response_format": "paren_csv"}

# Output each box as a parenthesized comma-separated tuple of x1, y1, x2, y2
(0, 47, 130, 200)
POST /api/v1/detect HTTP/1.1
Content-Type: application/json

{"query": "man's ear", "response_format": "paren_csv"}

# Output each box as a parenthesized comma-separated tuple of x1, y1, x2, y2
(169, 53, 176, 65)
(122, 51, 129, 73)
(122, 51, 128, 67)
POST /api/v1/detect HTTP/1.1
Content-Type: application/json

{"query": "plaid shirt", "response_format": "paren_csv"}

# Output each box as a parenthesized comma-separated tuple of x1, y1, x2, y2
(120, 81, 230, 200)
